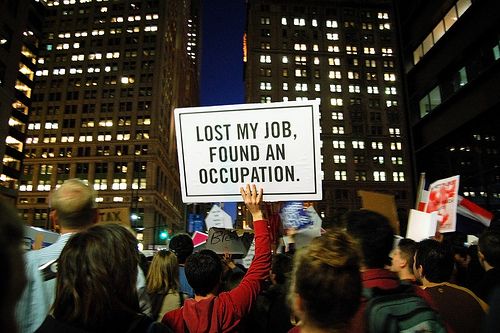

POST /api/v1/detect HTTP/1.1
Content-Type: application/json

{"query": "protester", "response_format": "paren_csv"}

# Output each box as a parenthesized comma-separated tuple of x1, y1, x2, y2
(343, 210, 442, 333)
(16, 179, 98, 333)
(147, 249, 186, 321)
(0, 200, 27, 333)
(168, 233, 195, 298)
(389, 238, 418, 283)
(475, 230, 500, 302)
(34, 223, 171, 333)
(288, 229, 362, 333)
(16, 179, 150, 333)
(246, 253, 294, 332)
(162, 184, 270, 332)
(414, 239, 488, 333)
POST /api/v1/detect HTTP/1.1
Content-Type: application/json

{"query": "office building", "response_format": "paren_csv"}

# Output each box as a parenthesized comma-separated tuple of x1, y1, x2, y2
(17, 0, 200, 246)
(0, 0, 44, 203)
(246, 0, 413, 227)
(397, 0, 500, 217)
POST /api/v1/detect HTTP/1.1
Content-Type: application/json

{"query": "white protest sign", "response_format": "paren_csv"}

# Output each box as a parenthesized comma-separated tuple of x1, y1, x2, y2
(205, 204, 233, 230)
(406, 209, 438, 242)
(424, 175, 459, 233)
(174, 100, 322, 202)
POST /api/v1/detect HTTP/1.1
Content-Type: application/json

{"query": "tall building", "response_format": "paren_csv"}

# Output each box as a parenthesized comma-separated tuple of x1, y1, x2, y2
(0, 0, 44, 203)
(397, 0, 500, 218)
(245, 0, 413, 228)
(17, 0, 200, 246)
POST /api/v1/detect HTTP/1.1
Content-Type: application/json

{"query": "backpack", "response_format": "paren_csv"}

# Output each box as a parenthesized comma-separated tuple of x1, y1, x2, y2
(363, 283, 447, 333)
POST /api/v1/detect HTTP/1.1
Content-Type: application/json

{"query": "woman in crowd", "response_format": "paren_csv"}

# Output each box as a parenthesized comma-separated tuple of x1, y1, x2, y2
(147, 249, 186, 321)
(35, 223, 171, 333)
(288, 229, 362, 333)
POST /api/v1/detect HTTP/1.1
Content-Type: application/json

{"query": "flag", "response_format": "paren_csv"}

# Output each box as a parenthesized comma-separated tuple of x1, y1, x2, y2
(416, 174, 493, 232)
(457, 196, 493, 227)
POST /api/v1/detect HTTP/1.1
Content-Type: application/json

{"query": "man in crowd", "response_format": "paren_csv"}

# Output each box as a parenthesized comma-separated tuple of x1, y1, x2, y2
(475, 229, 500, 302)
(16, 179, 150, 333)
(414, 239, 488, 333)
(162, 184, 270, 332)
(389, 238, 418, 283)
(169, 233, 195, 297)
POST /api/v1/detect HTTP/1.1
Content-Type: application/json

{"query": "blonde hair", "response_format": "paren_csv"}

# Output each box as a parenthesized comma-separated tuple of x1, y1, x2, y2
(290, 229, 362, 331)
(50, 179, 97, 229)
(146, 250, 180, 294)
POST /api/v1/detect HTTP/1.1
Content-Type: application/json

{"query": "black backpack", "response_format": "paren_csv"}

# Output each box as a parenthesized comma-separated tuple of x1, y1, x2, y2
(363, 283, 447, 333)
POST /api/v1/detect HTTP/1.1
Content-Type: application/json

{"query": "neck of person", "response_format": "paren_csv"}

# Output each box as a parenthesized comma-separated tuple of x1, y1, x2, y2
(194, 293, 216, 302)
(399, 269, 416, 282)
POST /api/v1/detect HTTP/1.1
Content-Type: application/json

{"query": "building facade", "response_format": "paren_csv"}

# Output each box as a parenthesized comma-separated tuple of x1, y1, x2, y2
(0, 0, 44, 203)
(398, 0, 500, 217)
(245, 0, 413, 228)
(17, 0, 200, 246)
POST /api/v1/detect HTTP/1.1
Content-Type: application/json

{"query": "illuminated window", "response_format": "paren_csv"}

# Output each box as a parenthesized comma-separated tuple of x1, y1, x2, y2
(328, 45, 340, 53)
(332, 126, 344, 134)
(367, 86, 379, 94)
(329, 84, 341, 92)
(348, 71, 359, 79)
(333, 140, 345, 149)
(326, 33, 339, 40)
(393, 172, 405, 182)
(364, 47, 375, 54)
(389, 128, 401, 137)
(328, 58, 340, 66)
(371, 142, 383, 149)
(259, 55, 271, 63)
(346, 46, 357, 54)
(385, 87, 397, 95)
(332, 112, 343, 120)
(260, 82, 272, 90)
(295, 83, 307, 91)
(329, 71, 341, 79)
(384, 73, 396, 81)
(373, 156, 384, 164)
(333, 155, 346, 163)
(373, 171, 386, 181)
(326, 20, 338, 28)
(352, 141, 365, 149)
(282, 82, 288, 91)
(392, 157, 404, 165)
(349, 85, 360, 93)
(391, 142, 402, 150)
(293, 18, 306, 26)
(334, 170, 347, 181)
(330, 98, 343, 106)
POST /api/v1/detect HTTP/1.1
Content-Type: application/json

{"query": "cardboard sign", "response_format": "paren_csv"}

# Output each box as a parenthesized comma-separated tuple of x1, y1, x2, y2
(24, 226, 60, 251)
(406, 209, 438, 242)
(280, 202, 313, 230)
(205, 204, 233, 230)
(358, 190, 400, 234)
(291, 206, 323, 249)
(424, 175, 459, 233)
(174, 100, 322, 202)
(204, 228, 253, 258)
(98, 207, 131, 227)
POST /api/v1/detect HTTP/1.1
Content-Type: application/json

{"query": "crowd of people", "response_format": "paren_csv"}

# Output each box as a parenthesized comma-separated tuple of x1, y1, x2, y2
(1, 179, 499, 333)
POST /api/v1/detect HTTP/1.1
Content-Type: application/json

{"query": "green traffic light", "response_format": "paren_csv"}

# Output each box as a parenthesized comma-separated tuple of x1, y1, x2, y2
(159, 230, 168, 240)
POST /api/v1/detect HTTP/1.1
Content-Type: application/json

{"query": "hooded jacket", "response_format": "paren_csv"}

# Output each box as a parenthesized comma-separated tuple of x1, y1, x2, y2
(162, 219, 271, 333)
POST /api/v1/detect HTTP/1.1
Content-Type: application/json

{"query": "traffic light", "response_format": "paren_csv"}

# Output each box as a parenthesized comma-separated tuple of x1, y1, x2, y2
(159, 230, 168, 241)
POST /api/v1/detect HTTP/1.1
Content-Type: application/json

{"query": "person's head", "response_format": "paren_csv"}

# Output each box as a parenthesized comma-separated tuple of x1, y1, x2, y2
(0, 200, 26, 333)
(390, 238, 417, 277)
(168, 233, 194, 264)
(271, 253, 293, 285)
(49, 178, 97, 231)
(289, 229, 361, 331)
(185, 249, 223, 296)
(478, 230, 500, 270)
(343, 210, 394, 269)
(414, 239, 454, 283)
(146, 249, 180, 294)
(52, 223, 140, 330)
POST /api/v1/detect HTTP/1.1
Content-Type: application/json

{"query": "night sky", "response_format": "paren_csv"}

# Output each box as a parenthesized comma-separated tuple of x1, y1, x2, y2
(200, 0, 246, 107)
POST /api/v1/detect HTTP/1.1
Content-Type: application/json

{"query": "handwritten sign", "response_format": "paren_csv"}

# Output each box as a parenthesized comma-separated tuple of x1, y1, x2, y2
(174, 100, 322, 202)
(424, 175, 459, 233)
(98, 207, 131, 227)
(205, 228, 252, 258)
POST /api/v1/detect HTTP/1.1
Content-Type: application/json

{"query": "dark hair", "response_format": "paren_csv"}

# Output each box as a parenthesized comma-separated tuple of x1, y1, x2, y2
(290, 229, 361, 330)
(169, 234, 194, 264)
(185, 249, 223, 296)
(272, 254, 293, 285)
(398, 238, 417, 271)
(479, 230, 500, 268)
(0, 200, 26, 333)
(343, 210, 394, 268)
(415, 239, 454, 283)
(52, 223, 140, 331)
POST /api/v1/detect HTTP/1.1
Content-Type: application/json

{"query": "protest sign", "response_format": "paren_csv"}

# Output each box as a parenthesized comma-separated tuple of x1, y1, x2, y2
(424, 175, 459, 233)
(98, 207, 131, 227)
(358, 190, 400, 234)
(174, 100, 322, 202)
(280, 201, 313, 230)
(24, 226, 59, 251)
(406, 209, 438, 242)
(205, 204, 233, 230)
(191, 231, 209, 247)
(205, 228, 253, 258)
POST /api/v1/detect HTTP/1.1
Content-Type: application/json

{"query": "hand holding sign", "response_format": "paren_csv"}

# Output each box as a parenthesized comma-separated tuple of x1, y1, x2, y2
(240, 184, 264, 223)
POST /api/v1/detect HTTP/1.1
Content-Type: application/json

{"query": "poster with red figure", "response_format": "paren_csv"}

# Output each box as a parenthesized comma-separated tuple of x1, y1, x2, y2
(424, 175, 460, 233)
